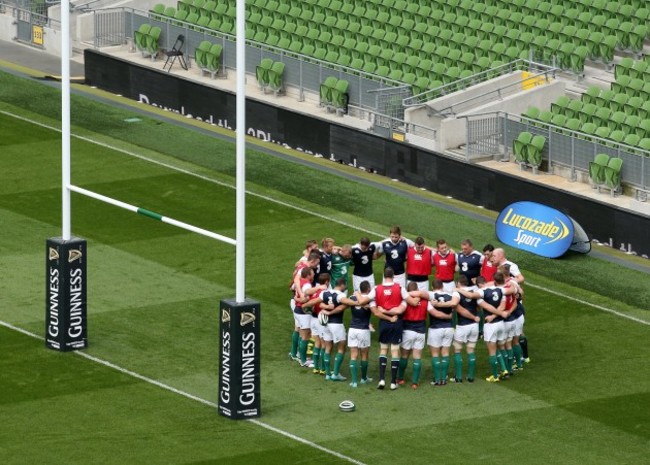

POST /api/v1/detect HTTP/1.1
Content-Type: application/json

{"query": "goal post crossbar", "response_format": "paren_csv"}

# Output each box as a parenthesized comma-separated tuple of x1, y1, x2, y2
(68, 185, 237, 246)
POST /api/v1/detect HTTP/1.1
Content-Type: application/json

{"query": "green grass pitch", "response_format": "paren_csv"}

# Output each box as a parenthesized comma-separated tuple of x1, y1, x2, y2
(0, 70, 649, 465)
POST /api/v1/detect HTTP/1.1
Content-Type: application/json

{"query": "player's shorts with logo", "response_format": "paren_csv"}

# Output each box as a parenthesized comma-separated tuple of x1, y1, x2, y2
(483, 320, 506, 343)
(454, 323, 479, 344)
(427, 327, 454, 347)
(348, 328, 371, 348)
(322, 323, 346, 343)
(401, 329, 426, 350)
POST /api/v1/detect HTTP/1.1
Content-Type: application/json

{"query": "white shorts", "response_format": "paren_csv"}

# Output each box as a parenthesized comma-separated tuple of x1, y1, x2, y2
(353, 274, 375, 292)
(311, 317, 325, 338)
(294, 312, 312, 330)
(454, 323, 479, 344)
(401, 329, 426, 350)
(407, 280, 429, 292)
(483, 321, 506, 343)
(513, 314, 524, 337)
(427, 327, 454, 348)
(347, 328, 371, 349)
(322, 323, 347, 343)
(393, 273, 407, 289)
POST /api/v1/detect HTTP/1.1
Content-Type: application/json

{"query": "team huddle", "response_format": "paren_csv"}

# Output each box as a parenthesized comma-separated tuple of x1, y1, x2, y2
(288, 226, 530, 391)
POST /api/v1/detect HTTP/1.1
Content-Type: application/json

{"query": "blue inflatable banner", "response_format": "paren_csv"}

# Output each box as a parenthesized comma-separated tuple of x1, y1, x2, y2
(496, 201, 582, 258)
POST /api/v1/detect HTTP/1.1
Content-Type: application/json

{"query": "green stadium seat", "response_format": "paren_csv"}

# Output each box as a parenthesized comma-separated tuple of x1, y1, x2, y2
(603, 157, 623, 194)
(523, 106, 540, 121)
(579, 103, 597, 123)
(582, 86, 602, 105)
(628, 25, 647, 54)
(609, 111, 627, 131)
(551, 95, 570, 114)
(589, 153, 610, 187)
(134, 24, 151, 54)
(556, 42, 575, 70)
(593, 107, 612, 126)
(151, 3, 165, 19)
(625, 96, 644, 116)
(598, 35, 618, 65)
(637, 138, 650, 155)
(629, 61, 648, 80)
(638, 120, 650, 139)
(320, 76, 337, 106)
(550, 113, 567, 129)
(256, 58, 273, 90)
(622, 115, 640, 136)
(565, 99, 584, 119)
(537, 110, 553, 126)
(413, 76, 430, 95)
(194, 40, 212, 76)
(594, 126, 612, 141)
(579, 122, 597, 140)
(623, 133, 640, 150)
(564, 118, 581, 134)
(205, 43, 222, 78)
(388, 69, 403, 81)
(513, 131, 533, 164)
(144, 26, 161, 60)
(267, 61, 285, 94)
(570, 46, 588, 74)
(612, 75, 632, 94)
(609, 93, 629, 112)
(526, 135, 546, 169)
(615, 57, 634, 79)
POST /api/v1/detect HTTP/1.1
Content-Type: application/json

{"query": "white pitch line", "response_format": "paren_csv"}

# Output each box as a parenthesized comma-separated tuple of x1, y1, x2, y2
(526, 283, 650, 326)
(2, 110, 648, 328)
(0, 319, 368, 465)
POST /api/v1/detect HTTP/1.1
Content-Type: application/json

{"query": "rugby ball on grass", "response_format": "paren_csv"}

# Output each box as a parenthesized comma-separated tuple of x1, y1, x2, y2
(318, 312, 329, 326)
(338, 400, 356, 412)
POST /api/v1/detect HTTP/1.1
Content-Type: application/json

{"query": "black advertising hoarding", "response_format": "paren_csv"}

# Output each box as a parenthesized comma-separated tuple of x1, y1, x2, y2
(218, 299, 261, 419)
(45, 237, 88, 351)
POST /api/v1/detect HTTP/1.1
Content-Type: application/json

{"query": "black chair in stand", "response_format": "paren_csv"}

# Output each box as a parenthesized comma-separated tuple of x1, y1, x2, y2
(163, 34, 188, 72)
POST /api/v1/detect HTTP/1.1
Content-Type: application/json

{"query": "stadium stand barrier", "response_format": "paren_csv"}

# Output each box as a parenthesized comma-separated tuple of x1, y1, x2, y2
(462, 111, 650, 200)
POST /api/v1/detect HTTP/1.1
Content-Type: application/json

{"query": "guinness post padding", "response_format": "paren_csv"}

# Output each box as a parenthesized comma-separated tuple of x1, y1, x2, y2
(218, 298, 261, 419)
(45, 237, 88, 351)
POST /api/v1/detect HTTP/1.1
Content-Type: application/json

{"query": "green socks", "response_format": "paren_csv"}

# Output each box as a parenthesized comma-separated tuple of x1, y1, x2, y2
(360, 360, 369, 380)
(489, 354, 499, 377)
(312, 347, 321, 371)
(467, 353, 477, 380)
(323, 352, 331, 376)
(299, 339, 308, 364)
(412, 359, 422, 385)
(432, 357, 441, 382)
(454, 352, 463, 380)
(513, 344, 524, 368)
(440, 356, 450, 382)
(290, 331, 299, 357)
(334, 353, 344, 375)
(506, 348, 514, 372)
(398, 357, 408, 379)
(349, 360, 358, 384)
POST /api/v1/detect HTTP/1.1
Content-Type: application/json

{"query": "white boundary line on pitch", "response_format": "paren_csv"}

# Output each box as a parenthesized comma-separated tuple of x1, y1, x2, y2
(3, 109, 649, 329)
(0, 320, 367, 465)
